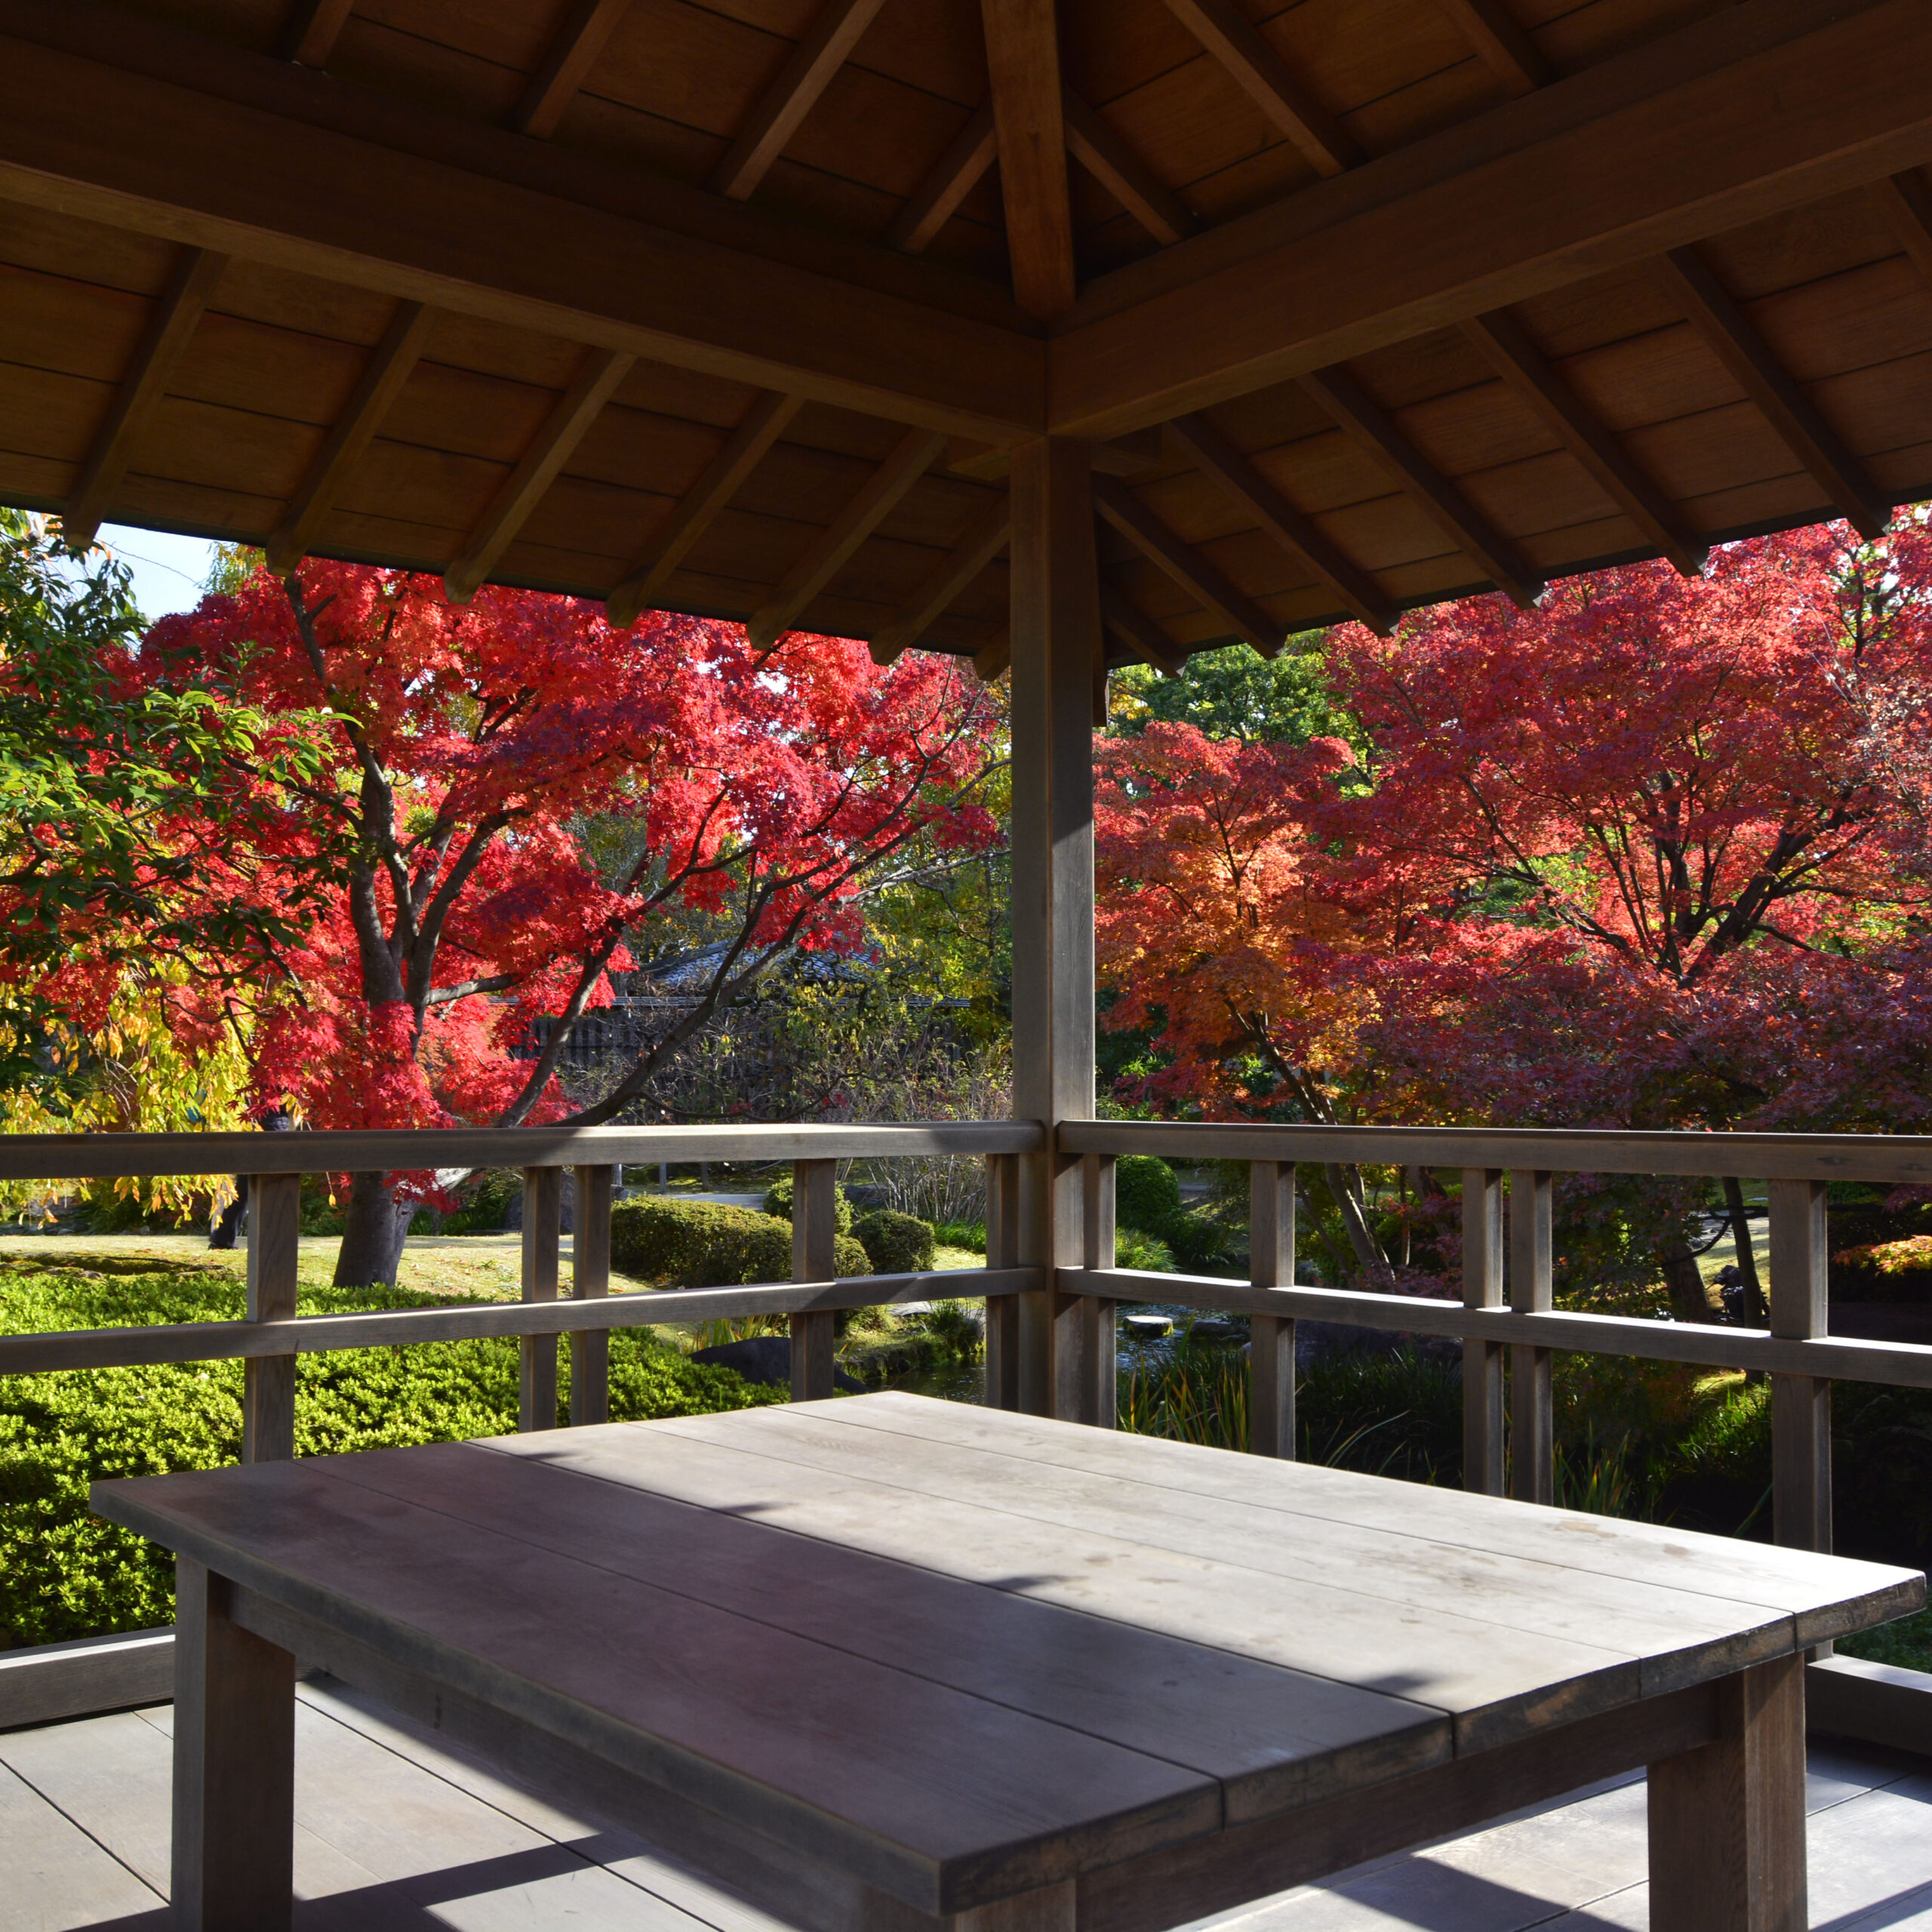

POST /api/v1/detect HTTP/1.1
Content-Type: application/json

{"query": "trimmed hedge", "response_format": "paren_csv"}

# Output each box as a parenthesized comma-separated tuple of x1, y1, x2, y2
(0, 1257, 780, 1648)
(852, 1209, 937, 1275)
(761, 1171, 856, 1234)
(611, 1197, 870, 1286)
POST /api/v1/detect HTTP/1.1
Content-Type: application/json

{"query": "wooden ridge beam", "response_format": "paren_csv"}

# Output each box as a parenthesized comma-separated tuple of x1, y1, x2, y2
(1653, 247, 1888, 540)
(1156, 0, 1360, 178)
(869, 497, 1011, 664)
(509, 0, 632, 140)
(1460, 308, 1706, 578)
(891, 101, 998, 254)
(749, 427, 949, 651)
(981, 0, 1077, 318)
(1051, 0, 1932, 438)
(1436, 0, 1551, 95)
(1099, 585, 1182, 675)
(1091, 474, 1281, 657)
(1062, 90, 1197, 247)
(62, 245, 229, 551)
(266, 299, 438, 576)
(1875, 168, 1932, 289)
(712, 0, 888, 202)
(1163, 411, 1395, 634)
(606, 391, 801, 629)
(444, 347, 634, 605)
(0, 17, 1041, 442)
(279, 0, 354, 66)
(1300, 365, 1543, 609)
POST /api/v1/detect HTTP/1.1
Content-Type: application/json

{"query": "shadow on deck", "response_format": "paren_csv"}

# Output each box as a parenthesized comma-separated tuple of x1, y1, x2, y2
(5, 1678, 1930, 1932)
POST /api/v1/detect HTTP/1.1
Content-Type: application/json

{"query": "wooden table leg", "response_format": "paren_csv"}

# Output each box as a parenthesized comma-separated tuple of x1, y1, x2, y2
(1648, 1652, 1807, 1932)
(173, 1557, 295, 1931)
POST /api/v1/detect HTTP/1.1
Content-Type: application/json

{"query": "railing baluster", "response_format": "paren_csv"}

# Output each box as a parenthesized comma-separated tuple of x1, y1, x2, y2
(1768, 1178, 1832, 1555)
(790, 1158, 838, 1402)
(1508, 1168, 1554, 1505)
(242, 1171, 301, 1463)
(570, 1163, 613, 1426)
(518, 1166, 561, 1432)
(984, 1152, 1021, 1410)
(1463, 1167, 1506, 1494)
(1074, 1152, 1117, 1428)
(1249, 1161, 1296, 1460)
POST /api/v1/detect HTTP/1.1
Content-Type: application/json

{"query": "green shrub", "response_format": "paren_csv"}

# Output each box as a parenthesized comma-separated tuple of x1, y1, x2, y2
(611, 1197, 869, 1287)
(1115, 1228, 1177, 1272)
(852, 1209, 936, 1275)
(441, 1168, 521, 1235)
(0, 1257, 780, 1648)
(934, 1220, 987, 1254)
(761, 1171, 855, 1234)
(1115, 1155, 1182, 1231)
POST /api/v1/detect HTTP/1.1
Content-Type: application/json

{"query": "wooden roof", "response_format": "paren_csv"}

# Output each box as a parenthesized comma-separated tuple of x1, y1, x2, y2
(2, 0, 1931, 669)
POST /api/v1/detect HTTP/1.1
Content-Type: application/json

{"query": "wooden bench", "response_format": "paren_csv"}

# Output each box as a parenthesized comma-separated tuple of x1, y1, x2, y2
(91, 1391, 1925, 1932)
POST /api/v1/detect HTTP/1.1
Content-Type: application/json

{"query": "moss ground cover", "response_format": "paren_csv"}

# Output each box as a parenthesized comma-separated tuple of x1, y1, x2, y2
(0, 1253, 779, 1648)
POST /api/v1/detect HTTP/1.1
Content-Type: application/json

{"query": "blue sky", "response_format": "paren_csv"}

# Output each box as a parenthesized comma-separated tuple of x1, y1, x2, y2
(91, 524, 223, 622)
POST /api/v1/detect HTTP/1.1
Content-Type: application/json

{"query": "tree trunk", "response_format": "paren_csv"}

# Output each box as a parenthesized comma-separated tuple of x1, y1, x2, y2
(335, 1171, 408, 1287)
(1721, 1176, 1769, 1324)
(1659, 1240, 1715, 1323)
(1324, 1163, 1389, 1278)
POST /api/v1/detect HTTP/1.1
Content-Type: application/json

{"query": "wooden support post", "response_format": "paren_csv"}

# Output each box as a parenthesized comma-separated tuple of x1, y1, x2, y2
(570, 1163, 614, 1427)
(1463, 1168, 1506, 1494)
(172, 1557, 295, 1932)
(1066, 1153, 1117, 1427)
(1008, 438, 1100, 1419)
(1509, 1168, 1554, 1506)
(1250, 1161, 1297, 1459)
(984, 1152, 1021, 1411)
(1647, 1653, 1807, 1932)
(791, 1158, 838, 1402)
(519, 1167, 561, 1432)
(242, 1171, 300, 1465)
(1768, 1178, 1832, 1555)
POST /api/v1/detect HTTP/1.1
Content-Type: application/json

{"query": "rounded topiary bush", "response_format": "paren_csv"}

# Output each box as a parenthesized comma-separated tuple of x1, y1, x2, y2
(851, 1208, 937, 1275)
(1115, 1155, 1183, 1232)
(761, 1170, 855, 1235)
(610, 1198, 869, 1285)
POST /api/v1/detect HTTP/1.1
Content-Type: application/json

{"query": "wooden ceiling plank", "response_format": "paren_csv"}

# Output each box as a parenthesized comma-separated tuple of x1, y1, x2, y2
(1435, 0, 1551, 95)
(266, 300, 438, 576)
(748, 426, 949, 650)
(1155, 0, 1361, 178)
(869, 497, 1012, 663)
(1163, 411, 1395, 634)
(1300, 364, 1543, 609)
(510, 0, 633, 140)
(1061, 90, 1197, 248)
(444, 346, 635, 604)
(712, 0, 891, 202)
(890, 102, 999, 254)
(606, 390, 802, 628)
(1100, 585, 1183, 675)
(279, 0, 355, 67)
(1875, 169, 1932, 288)
(1091, 472, 1281, 657)
(1653, 247, 1888, 540)
(980, 0, 1078, 319)
(1460, 309, 1706, 578)
(62, 245, 229, 551)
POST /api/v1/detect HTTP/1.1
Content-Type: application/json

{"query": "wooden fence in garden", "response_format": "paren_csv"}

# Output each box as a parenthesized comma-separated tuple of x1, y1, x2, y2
(2, 1117, 1930, 1751)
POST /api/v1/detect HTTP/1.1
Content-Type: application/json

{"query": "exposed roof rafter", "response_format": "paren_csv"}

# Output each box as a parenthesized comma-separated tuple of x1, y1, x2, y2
(748, 426, 949, 651)
(1436, 0, 1551, 94)
(1653, 246, 1888, 540)
(1156, 0, 1360, 177)
(1164, 411, 1395, 634)
(1092, 473, 1282, 656)
(1460, 308, 1706, 578)
(712, 0, 888, 202)
(980, 0, 1078, 318)
(869, 497, 1012, 664)
(1062, 90, 1197, 246)
(63, 245, 229, 551)
(607, 392, 802, 629)
(444, 347, 635, 605)
(267, 299, 438, 577)
(278, 0, 353, 66)
(1300, 364, 1543, 609)
(509, 0, 632, 140)
(1875, 168, 1932, 288)
(890, 102, 998, 254)
(1100, 586, 1183, 675)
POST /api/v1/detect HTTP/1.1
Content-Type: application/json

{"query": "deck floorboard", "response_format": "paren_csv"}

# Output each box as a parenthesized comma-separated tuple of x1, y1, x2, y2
(1, 1684, 1927, 1931)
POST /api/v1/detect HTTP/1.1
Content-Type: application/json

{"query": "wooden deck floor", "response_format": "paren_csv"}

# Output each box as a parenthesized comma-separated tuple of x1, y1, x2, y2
(5, 1679, 1930, 1932)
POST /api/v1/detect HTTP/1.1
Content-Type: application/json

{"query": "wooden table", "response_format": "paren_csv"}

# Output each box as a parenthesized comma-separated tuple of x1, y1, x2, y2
(94, 1392, 1924, 1932)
